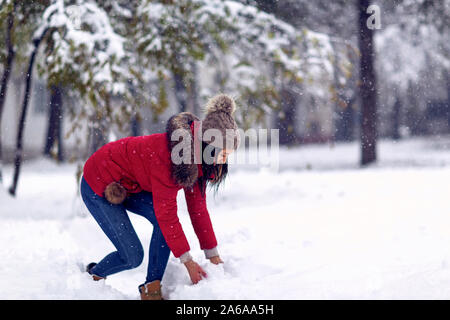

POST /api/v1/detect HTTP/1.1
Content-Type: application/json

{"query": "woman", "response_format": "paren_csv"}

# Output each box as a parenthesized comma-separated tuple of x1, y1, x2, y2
(80, 94, 239, 300)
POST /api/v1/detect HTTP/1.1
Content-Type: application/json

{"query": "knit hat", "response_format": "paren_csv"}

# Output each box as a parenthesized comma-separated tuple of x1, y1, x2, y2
(200, 94, 240, 150)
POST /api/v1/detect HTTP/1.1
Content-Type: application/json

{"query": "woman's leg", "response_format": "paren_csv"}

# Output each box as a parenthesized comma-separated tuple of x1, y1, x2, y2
(124, 192, 171, 284)
(80, 177, 144, 278)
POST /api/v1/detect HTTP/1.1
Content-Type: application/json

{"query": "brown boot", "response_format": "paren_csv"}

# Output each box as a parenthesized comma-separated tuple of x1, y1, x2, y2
(86, 262, 105, 281)
(139, 280, 163, 300)
(91, 274, 105, 281)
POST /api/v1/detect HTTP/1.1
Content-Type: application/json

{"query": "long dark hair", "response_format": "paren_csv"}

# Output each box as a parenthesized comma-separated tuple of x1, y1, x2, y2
(198, 141, 228, 197)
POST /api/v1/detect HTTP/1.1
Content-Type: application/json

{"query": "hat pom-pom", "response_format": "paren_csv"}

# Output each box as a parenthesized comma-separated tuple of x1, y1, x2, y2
(205, 94, 236, 115)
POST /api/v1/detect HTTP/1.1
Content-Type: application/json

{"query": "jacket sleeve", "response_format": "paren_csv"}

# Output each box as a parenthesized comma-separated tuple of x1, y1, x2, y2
(150, 162, 190, 258)
(184, 181, 218, 256)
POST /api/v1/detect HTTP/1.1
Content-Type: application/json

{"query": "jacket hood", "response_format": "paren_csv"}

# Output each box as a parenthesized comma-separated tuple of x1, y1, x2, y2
(165, 112, 200, 188)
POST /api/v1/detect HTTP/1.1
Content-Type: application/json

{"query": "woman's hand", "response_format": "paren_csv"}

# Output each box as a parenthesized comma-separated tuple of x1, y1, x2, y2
(184, 259, 207, 284)
(208, 256, 224, 265)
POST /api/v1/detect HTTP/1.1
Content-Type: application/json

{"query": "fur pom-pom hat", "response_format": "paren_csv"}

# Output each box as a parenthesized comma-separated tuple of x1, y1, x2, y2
(200, 94, 240, 150)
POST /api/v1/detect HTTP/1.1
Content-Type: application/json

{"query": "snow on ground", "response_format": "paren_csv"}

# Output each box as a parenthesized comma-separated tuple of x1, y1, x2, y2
(1, 136, 450, 299)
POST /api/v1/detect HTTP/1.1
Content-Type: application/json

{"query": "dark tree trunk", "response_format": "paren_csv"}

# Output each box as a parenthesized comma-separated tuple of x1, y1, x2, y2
(335, 96, 356, 142)
(276, 86, 298, 145)
(88, 116, 108, 156)
(173, 72, 187, 113)
(405, 81, 424, 136)
(446, 72, 450, 131)
(130, 115, 140, 136)
(9, 29, 48, 196)
(88, 126, 107, 156)
(173, 66, 199, 114)
(358, 0, 378, 165)
(187, 62, 199, 115)
(0, 3, 16, 185)
(44, 84, 64, 161)
(127, 84, 141, 136)
(392, 96, 401, 140)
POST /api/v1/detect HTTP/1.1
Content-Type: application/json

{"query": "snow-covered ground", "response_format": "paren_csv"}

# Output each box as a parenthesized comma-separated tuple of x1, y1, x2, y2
(1, 136, 450, 299)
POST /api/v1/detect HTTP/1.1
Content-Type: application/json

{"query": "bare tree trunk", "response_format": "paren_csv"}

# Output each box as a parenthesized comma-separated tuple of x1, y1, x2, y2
(392, 96, 401, 140)
(446, 72, 450, 131)
(173, 60, 199, 114)
(405, 81, 424, 136)
(88, 117, 108, 156)
(130, 114, 140, 136)
(0, 3, 16, 185)
(128, 84, 141, 136)
(358, 0, 378, 165)
(9, 30, 48, 196)
(44, 84, 64, 161)
(187, 62, 199, 115)
(335, 96, 357, 142)
(276, 85, 298, 145)
(173, 72, 187, 113)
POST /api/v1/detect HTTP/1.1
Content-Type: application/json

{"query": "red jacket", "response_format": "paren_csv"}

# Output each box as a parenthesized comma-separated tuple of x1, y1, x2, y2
(83, 120, 217, 258)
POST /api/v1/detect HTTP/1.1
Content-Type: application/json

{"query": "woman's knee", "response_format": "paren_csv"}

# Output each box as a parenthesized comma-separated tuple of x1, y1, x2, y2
(123, 244, 145, 269)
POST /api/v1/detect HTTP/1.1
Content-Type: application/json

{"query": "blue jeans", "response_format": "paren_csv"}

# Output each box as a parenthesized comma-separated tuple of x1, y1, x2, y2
(80, 177, 170, 284)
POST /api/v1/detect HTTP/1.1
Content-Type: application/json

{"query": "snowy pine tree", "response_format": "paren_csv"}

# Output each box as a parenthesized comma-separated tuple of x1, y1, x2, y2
(134, 0, 338, 129)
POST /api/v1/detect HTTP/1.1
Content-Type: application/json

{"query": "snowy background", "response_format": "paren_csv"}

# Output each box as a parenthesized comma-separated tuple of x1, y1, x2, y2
(1, 0, 449, 300)
(1, 136, 450, 299)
